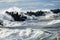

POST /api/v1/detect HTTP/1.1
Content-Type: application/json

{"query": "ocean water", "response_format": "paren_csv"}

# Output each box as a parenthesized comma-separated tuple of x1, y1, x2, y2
(0, 7, 60, 40)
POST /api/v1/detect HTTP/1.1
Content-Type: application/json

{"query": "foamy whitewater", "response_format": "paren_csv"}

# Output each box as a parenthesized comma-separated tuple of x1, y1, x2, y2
(0, 7, 60, 40)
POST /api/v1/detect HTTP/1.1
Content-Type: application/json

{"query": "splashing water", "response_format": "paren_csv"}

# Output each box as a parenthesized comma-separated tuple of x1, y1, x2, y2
(0, 7, 60, 40)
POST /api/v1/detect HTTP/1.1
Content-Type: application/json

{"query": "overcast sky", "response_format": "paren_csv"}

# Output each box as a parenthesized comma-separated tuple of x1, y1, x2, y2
(0, 0, 60, 10)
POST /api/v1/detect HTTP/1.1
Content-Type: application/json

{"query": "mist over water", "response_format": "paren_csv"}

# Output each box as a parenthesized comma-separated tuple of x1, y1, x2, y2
(0, 7, 60, 40)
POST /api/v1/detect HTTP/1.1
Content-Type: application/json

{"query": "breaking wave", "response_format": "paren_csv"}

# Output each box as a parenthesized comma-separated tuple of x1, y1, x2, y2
(0, 7, 60, 40)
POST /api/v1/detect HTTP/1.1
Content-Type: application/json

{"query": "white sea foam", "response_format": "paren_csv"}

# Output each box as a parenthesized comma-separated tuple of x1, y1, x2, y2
(0, 7, 60, 40)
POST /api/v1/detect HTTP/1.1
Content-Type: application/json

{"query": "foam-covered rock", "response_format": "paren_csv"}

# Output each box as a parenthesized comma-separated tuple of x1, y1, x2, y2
(5, 11, 27, 21)
(51, 9, 60, 14)
(25, 11, 45, 16)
